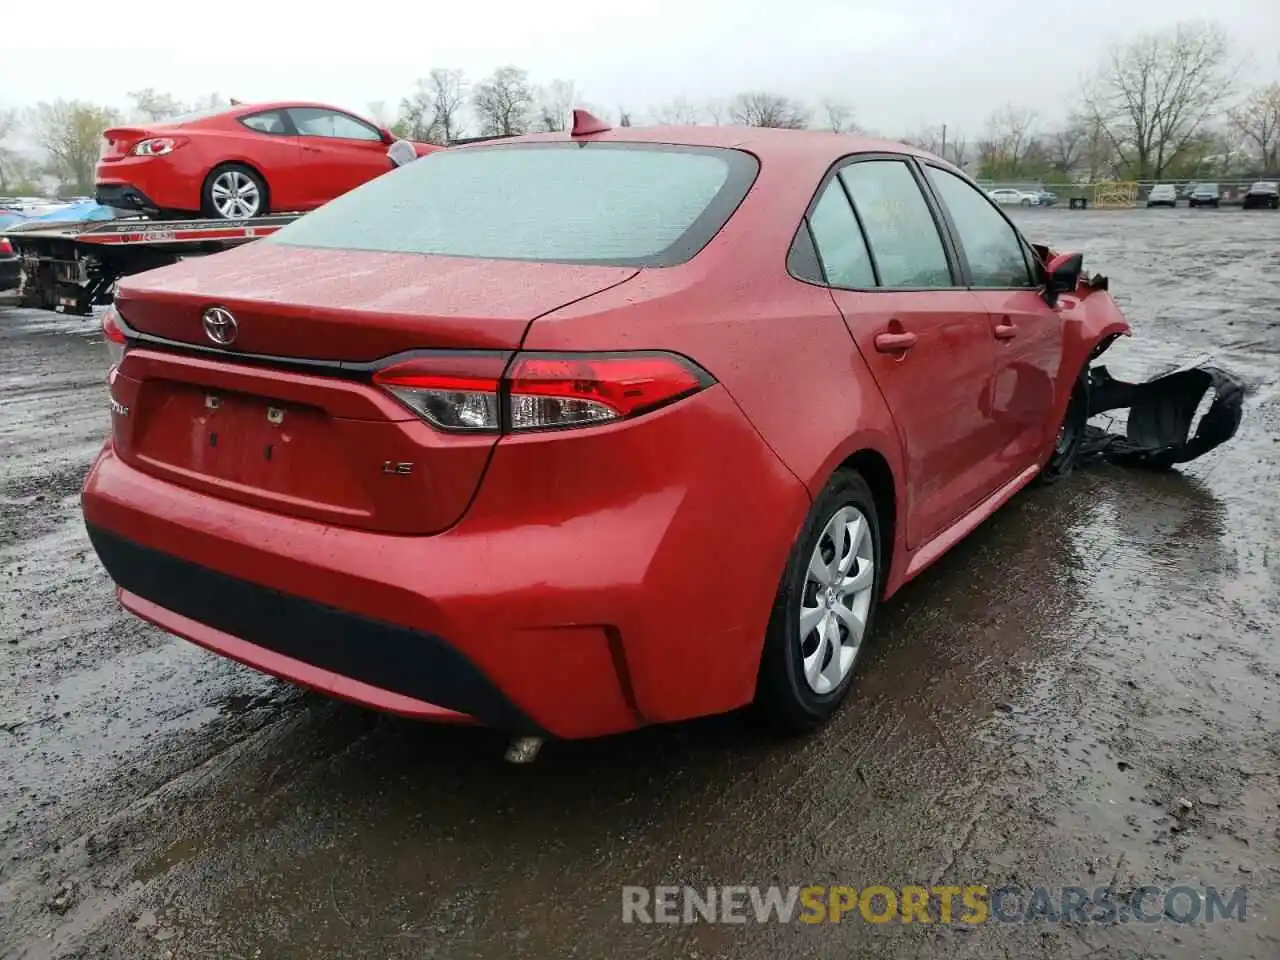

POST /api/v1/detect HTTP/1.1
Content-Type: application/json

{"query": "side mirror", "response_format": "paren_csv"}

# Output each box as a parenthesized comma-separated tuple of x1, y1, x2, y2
(386, 138, 418, 168)
(378, 127, 395, 145)
(1042, 251, 1083, 306)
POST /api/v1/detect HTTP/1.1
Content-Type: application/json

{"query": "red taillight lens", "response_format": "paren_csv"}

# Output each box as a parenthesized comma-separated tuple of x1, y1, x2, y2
(507, 353, 708, 429)
(102, 304, 127, 371)
(372, 351, 712, 433)
(132, 137, 183, 157)
(372, 352, 507, 432)
(0, 238, 12, 256)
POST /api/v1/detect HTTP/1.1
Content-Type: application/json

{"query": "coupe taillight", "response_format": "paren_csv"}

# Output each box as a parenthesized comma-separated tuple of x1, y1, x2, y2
(132, 137, 182, 157)
(372, 351, 713, 433)
(102, 304, 127, 372)
(0, 238, 12, 256)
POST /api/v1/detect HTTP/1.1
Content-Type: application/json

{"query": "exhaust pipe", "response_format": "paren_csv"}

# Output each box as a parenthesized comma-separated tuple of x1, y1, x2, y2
(504, 736, 543, 764)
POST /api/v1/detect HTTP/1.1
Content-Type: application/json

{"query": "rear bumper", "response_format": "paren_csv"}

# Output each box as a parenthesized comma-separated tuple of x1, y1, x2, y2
(96, 154, 203, 215)
(95, 183, 161, 213)
(81, 386, 809, 739)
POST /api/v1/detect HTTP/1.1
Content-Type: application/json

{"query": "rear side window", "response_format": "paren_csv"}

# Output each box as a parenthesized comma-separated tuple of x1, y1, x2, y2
(241, 111, 288, 135)
(806, 181, 876, 288)
(839, 161, 952, 288)
(268, 143, 759, 267)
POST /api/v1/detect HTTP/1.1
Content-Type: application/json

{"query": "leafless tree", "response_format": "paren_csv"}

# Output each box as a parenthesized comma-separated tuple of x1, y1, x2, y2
(1045, 115, 1090, 178)
(127, 89, 185, 122)
(472, 66, 534, 138)
(1229, 83, 1280, 173)
(1082, 21, 1237, 179)
(651, 98, 702, 125)
(618, 107, 633, 127)
(27, 99, 121, 194)
(536, 79, 578, 132)
(902, 125, 946, 155)
(425, 68, 468, 143)
(822, 99, 856, 134)
(0, 108, 24, 192)
(728, 92, 809, 129)
(978, 103, 1039, 176)
(398, 80, 435, 141)
(702, 99, 730, 126)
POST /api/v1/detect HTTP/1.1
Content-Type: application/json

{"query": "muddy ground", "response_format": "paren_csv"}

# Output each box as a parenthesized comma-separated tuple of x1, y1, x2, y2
(2, 208, 1278, 959)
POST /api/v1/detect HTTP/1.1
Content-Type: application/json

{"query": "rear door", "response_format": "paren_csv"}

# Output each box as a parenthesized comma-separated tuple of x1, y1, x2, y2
(286, 107, 390, 203)
(806, 155, 1004, 548)
(921, 163, 1062, 484)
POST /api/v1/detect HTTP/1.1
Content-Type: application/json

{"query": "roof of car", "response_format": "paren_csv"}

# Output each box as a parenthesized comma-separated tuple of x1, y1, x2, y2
(468, 123, 952, 171)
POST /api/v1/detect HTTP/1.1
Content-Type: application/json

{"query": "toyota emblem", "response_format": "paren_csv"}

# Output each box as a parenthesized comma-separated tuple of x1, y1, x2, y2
(202, 306, 238, 345)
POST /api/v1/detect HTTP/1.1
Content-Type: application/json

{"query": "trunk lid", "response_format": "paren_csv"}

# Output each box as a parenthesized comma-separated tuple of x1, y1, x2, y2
(100, 126, 159, 161)
(109, 245, 639, 533)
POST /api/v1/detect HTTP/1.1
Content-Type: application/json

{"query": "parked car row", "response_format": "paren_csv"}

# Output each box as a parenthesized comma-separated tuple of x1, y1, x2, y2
(987, 187, 1057, 207)
(1146, 181, 1278, 209)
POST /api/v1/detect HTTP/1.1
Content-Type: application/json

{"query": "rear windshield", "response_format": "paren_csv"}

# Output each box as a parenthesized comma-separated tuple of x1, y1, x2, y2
(266, 142, 758, 267)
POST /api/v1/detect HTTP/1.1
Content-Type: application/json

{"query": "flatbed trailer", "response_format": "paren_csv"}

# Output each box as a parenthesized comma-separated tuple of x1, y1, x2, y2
(2, 214, 300, 315)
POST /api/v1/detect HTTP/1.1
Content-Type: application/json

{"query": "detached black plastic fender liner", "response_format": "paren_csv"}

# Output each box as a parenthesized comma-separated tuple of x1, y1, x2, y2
(1080, 363, 1245, 470)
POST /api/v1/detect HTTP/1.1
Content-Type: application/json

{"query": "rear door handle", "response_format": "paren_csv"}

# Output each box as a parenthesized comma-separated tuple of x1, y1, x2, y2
(874, 331, 918, 354)
(994, 321, 1018, 340)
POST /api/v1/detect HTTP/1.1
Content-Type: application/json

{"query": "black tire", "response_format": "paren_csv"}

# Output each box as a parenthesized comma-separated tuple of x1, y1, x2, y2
(756, 469, 883, 733)
(1038, 372, 1088, 485)
(201, 163, 269, 219)
(1021, 198, 1032, 207)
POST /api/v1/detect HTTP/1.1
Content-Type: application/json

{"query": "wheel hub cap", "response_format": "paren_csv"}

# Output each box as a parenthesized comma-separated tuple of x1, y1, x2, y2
(799, 505, 876, 695)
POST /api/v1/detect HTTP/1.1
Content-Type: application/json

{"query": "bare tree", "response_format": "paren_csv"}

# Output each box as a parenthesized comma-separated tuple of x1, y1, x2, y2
(0, 108, 26, 192)
(366, 101, 392, 126)
(127, 88, 185, 122)
(27, 99, 121, 194)
(822, 99, 856, 134)
(977, 103, 1039, 177)
(1230, 83, 1280, 173)
(1045, 115, 1090, 178)
(472, 66, 534, 137)
(651, 98, 702, 125)
(398, 79, 435, 141)
(1083, 21, 1237, 179)
(618, 107, 633, 127)
(728, 92, 809, 129)
(536, 79, 578, 132)
(902, 125, 946, 155)
(426, 68, 468, 143)
(704, 98, 728, 126)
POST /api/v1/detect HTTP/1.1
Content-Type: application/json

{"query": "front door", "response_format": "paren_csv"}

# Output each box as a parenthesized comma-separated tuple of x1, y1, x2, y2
(806, 156, 1005, 548)
(922, 164, 1063, 479)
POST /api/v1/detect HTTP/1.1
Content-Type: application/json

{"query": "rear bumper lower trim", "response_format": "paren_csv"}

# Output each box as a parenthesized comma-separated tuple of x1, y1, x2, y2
(86, 523, 544, 733)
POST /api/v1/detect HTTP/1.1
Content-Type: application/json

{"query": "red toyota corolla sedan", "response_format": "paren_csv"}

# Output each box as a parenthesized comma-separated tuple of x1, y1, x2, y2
(95, 100, 440, 219)
(82, 117, 1131, 742)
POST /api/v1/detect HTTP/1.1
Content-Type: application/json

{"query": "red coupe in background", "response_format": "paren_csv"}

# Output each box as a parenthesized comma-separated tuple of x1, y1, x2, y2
(96, 100, 440, 219)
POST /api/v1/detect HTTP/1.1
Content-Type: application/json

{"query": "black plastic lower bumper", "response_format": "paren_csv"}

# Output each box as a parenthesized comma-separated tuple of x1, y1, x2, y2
(84, 524, 541, 732)
(94, 184, 160, 213)
(0, 257, 19, 291)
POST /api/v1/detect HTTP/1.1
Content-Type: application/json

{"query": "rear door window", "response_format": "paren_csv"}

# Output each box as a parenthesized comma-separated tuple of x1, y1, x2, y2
(805, 180, 876, 288)
(838, 160, 953, 288)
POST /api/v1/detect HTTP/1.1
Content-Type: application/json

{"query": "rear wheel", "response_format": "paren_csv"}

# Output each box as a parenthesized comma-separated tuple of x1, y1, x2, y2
(202, 164, 268, 219)
(756, 470, 882, 732)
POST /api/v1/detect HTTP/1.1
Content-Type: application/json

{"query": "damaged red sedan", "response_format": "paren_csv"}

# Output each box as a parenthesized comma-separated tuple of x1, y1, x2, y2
(82, 115, 1131, 743)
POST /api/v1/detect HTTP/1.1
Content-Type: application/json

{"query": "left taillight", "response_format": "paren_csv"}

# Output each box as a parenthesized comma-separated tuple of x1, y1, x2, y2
(102, 304, 127, 373)
(0, 238, 12, 256)
(371, 350, 714, 433)
(131, 137, 184, 157)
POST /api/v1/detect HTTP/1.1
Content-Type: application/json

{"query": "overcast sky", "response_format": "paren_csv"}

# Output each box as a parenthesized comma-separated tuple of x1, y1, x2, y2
(3, 0, 1279, 135)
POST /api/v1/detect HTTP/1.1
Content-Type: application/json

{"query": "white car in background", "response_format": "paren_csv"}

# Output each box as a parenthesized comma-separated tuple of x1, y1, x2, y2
(988, 188, 1037, 206)
(1146, 184, 1178, 208)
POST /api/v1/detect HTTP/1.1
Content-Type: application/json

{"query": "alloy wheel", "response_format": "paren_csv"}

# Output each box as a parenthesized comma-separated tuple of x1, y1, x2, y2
(210, 171, 261, 219)
(799, 505, 876, 694)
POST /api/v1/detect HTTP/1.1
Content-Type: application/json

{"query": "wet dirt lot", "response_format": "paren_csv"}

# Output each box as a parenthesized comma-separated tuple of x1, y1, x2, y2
(2, 209, 1279, 960)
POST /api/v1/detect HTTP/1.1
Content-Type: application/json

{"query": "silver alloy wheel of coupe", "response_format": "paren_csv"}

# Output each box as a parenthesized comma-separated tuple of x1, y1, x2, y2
(800, 505, 875, 694)
(210, 170, 261, 218)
